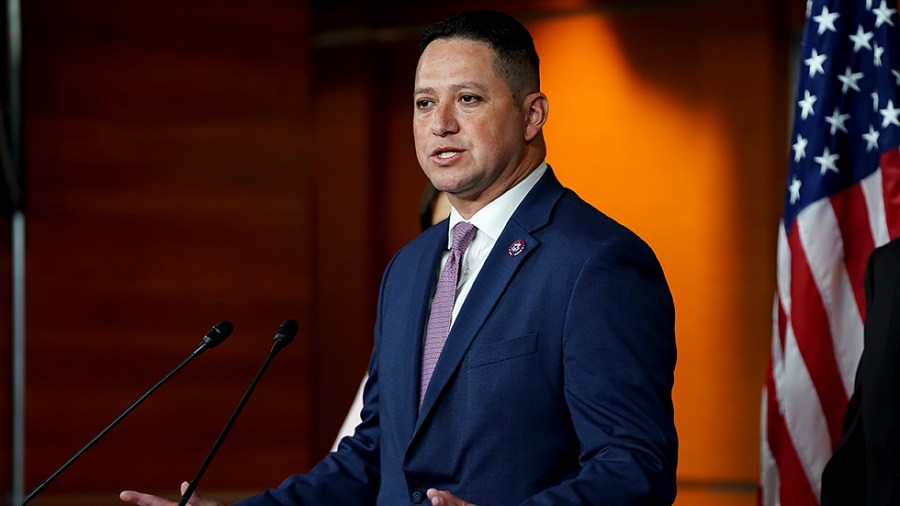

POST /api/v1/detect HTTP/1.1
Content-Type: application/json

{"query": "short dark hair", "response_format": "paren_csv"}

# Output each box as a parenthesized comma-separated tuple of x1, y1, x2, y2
(419, 10, 540, 103)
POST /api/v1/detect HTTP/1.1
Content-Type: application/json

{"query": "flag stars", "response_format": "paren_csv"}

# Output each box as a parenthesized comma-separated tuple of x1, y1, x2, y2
(849, 25, 874, 52)
(805, 48, 827, 77)
(814, 147, 840, 175)
(863, 125, 880, 151)
(838, 68, 864, 93)
(874, 0, 897, 27)
(789, 177, 802, 205)
(799, 90, 817, 119)
(894, 68, 900, 85)
(874, 42, 885, 67)
(825, 108, 851, 134)
(814, 5, 840, 34)
(792, 134, 808, 162)
(873, 90, 881, 111)
(880, 99, 900, 127)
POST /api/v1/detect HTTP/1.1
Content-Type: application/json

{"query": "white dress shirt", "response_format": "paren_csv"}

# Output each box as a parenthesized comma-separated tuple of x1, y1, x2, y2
(438, 162, 548, 326)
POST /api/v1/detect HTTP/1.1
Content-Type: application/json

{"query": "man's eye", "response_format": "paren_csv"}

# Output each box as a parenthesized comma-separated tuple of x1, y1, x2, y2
(460, 95, 479, 103)
(416, 99, 432, 108)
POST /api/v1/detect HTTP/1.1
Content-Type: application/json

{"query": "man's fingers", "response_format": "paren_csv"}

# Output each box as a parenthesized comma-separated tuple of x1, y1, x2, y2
(177, 481, 222, 506)
(426, 489, 444, 506)
(119, 490, 175, 506)
(426, 488, 476, 506)
(119, 482, 219, 506)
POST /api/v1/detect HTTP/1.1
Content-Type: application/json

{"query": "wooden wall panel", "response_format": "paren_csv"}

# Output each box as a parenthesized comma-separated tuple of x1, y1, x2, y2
(307, 41, 380, 456)
(20, 0, 313, 499)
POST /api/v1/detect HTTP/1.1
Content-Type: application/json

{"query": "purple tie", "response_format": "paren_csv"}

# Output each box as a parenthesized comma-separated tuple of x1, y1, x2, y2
(419, 221, 477, 409)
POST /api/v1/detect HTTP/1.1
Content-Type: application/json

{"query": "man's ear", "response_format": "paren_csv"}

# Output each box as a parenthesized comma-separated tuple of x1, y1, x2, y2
(523, 92, 549, 142)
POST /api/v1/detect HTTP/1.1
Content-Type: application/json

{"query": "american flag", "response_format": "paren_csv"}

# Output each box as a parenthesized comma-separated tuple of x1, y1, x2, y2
(759, 0, 900, 504)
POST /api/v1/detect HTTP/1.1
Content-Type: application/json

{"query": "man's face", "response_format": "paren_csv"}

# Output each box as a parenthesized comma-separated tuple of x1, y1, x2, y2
(413, 38, 530, 211)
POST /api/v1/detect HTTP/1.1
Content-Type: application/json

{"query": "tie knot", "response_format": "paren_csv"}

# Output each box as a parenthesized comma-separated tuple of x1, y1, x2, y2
(451, 222, 477, 253)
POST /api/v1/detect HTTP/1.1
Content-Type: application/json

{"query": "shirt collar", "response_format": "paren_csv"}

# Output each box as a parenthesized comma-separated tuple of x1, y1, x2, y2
(446, 161, 548, 246)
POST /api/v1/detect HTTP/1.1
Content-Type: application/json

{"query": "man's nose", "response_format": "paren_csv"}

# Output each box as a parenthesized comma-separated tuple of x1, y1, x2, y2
(432, 103, 459, 136)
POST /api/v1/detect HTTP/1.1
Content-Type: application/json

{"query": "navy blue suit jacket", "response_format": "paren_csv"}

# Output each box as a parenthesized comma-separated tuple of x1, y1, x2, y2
(236, 168, 678, 505)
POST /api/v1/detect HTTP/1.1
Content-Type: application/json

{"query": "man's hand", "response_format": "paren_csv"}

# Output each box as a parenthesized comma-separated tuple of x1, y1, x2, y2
(426, 488, 478, 506)
(119, 481, 223, 506)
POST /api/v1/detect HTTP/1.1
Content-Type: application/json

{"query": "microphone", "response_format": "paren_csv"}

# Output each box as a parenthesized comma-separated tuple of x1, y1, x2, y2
(178, 319, 298, 506)
(18, 320, 234, 506)
(193, 320, 233, 356)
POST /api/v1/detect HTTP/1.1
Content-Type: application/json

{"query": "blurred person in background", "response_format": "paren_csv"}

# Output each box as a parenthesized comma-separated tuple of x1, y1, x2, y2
(822, 238, 900, 506)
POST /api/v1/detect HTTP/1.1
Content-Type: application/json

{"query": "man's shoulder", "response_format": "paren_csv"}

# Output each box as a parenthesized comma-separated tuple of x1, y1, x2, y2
(550, 188, 648, 247)
(873, 237, 900, 264)
(868, 237, 900, 287)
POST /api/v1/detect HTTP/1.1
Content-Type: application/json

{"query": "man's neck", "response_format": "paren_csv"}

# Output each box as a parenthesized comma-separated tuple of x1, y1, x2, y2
(451, 153, 545, 219)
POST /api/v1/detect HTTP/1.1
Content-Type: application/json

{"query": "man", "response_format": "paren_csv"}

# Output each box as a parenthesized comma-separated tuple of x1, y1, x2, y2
(121, 10, 677, 505)
(821, 238, 900, 506)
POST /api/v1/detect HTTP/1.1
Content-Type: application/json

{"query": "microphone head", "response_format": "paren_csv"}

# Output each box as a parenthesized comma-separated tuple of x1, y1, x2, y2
(202, 320, 233, 349)
(274, 319, 298, 347)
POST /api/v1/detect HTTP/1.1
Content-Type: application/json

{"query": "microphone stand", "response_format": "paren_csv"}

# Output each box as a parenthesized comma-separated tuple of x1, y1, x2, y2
(178, 320, 296, 506)
(19, 320, 232, 506)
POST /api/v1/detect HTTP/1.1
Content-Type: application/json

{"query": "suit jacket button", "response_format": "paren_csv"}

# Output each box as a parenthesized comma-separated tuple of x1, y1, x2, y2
(410, 488, 425, 504)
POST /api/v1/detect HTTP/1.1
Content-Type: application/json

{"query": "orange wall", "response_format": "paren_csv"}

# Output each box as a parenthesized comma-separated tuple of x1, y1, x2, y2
(528, 3, 788, 501)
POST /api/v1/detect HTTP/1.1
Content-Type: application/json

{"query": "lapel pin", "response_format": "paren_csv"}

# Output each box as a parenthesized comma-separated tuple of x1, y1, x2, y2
(508, 239, 526, 256)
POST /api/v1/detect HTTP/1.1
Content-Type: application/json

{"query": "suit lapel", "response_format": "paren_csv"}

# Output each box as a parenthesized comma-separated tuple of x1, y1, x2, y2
(412, 168, 565, 434)
(399, 223, 450, 436)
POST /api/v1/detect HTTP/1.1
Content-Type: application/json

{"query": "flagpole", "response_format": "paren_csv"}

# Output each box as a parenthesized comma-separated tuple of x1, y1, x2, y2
(7, 0, 24, 503)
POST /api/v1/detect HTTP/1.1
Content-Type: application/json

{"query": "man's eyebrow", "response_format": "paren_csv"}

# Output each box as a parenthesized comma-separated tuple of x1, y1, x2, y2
(414, 82, 488, 96)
